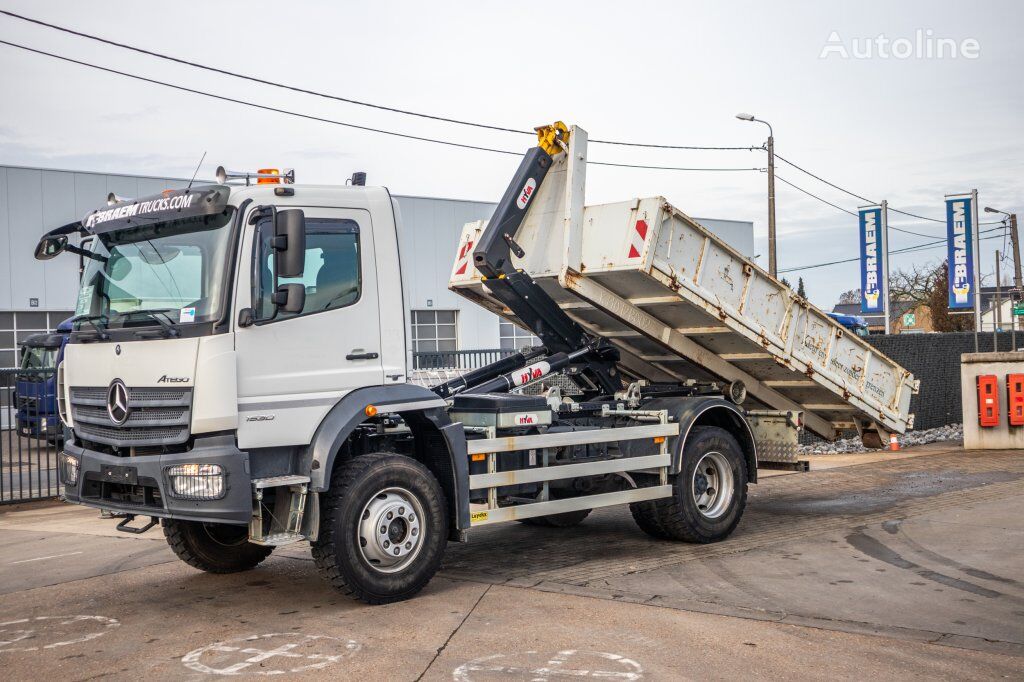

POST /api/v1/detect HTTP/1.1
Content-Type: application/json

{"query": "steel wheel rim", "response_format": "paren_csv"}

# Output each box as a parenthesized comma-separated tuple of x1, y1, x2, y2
(691, 451, 734, 519)
(356, 487, 425, 574)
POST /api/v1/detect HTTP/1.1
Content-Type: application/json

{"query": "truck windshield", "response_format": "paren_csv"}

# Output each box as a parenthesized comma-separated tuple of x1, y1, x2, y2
(76, 209, 235, 329)
(20, 346, 56, 369)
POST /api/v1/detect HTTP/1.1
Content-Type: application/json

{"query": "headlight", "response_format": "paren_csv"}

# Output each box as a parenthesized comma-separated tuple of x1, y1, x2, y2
(61, 454, 79, 486)
(166, 463, 226, 500)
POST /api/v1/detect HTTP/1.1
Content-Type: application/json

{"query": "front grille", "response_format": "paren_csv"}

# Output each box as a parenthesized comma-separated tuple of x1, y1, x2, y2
(73, 404, 189, 427)
(70, 385, 193, 447)
(16, 396, 38, 410)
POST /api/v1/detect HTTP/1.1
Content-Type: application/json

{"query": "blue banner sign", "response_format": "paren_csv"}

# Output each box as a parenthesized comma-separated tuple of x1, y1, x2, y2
(946, 195, 974, 309)
(859, 207, 885, 313)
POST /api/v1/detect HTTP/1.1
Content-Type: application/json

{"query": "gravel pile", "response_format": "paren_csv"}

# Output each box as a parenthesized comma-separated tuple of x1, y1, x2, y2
(798, 423, 963, 455)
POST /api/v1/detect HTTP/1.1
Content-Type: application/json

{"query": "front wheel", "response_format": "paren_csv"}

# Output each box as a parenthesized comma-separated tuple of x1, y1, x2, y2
(311, 453, 448, 604)
(163, 519, 273, 573)
(630, 426, 748, 543)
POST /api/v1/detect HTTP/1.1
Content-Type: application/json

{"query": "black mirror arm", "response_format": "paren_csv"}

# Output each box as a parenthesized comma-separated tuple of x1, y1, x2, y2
(65, 243, 107, 263)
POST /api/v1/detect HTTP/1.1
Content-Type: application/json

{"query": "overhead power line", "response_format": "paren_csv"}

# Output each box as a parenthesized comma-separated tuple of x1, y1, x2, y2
(0, 39, 763, 174)
(779, 224, 1007, 274)
(778, 173, 954, 238)
(775, 151, 1003, 227)
(0, 9, 759, 152)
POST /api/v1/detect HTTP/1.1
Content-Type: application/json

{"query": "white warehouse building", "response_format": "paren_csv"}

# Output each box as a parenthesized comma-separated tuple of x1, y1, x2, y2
(0, 164, 754, 368)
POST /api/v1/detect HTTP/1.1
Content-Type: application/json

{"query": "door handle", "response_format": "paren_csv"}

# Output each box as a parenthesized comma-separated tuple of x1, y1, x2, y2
(346, 351, 380, 361)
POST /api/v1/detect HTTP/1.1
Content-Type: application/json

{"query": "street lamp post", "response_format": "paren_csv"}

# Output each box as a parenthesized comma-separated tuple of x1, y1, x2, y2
(986, 207, 1022, 349)
(737, 113, 776, 277)
(985, 207, 1022, 292)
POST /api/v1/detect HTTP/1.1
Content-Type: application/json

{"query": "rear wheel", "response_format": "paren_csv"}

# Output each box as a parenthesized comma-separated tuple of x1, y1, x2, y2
(163, 519, 273, 573)
(311, 453, 448, 604)
(630, 426, 747, 543)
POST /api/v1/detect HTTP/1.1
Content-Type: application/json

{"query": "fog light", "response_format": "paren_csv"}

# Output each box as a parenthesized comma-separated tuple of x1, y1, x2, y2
(166, 463, 225, 500)
(61, 453, 79, 486)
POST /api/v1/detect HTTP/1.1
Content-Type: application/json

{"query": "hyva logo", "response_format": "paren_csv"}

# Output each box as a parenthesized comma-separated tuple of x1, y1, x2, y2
(820, 30, 980, 60)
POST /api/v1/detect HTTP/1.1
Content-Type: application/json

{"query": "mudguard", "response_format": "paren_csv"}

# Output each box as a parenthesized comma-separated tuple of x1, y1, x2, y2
(627, 396, 758, 483)
(304, 384, 471, 530)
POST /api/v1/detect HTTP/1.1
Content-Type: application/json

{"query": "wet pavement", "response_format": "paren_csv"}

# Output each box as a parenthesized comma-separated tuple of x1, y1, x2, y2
(0, 444, 1021, 680)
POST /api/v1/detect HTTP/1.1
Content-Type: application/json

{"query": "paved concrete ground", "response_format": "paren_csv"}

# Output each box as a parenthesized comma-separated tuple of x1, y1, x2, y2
(0, 444, 1021, 680)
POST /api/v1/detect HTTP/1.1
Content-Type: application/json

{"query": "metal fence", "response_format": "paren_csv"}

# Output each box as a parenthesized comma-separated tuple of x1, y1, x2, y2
(412, 348, 516, 370)
(1, 368, 62, 504)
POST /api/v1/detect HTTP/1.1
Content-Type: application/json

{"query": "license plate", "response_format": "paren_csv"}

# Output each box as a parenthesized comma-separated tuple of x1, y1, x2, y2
(101, 464, 138, 485)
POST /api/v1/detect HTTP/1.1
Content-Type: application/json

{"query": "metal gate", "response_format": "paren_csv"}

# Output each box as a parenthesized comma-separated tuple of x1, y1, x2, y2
(1, 368, 61, 503)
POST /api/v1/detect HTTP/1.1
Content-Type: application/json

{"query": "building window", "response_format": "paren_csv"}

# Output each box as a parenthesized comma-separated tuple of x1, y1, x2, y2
(411, 310, 457, 352)
(0, 311, 74, 368)
(499, 320, 540, 350)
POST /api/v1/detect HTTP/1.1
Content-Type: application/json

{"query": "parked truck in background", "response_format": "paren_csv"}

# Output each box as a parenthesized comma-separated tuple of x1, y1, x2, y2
(34, 122, 917, 604)
(14, 317, 72, 442)
(827, 312, 870, 337)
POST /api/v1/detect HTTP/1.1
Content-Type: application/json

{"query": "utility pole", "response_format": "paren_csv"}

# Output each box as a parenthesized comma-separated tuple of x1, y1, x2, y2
(736, 113, 776, 277)
(1011, 213, 1022, 291)
(985, 207, 1021, 350)
(994, 250, 1002, 351)
(766, 133, 777, 278)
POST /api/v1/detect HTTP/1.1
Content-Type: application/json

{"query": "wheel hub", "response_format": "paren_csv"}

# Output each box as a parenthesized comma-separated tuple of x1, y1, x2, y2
(691, 451, 735, 520)
(357, 488, 424, 573)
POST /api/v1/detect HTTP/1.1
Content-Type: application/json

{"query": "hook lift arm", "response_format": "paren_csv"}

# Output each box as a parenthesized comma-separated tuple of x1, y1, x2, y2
(466, 122, 620, 397)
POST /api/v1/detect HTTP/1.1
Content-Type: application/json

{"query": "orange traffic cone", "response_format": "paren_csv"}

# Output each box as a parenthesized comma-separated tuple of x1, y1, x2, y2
(889, 433, 900, 451)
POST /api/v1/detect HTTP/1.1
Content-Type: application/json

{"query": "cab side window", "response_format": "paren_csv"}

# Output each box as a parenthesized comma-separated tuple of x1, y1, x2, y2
(255, 218, 361, 321)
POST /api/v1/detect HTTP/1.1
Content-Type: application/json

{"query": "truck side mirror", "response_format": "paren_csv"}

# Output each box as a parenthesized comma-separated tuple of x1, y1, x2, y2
(274, 209, 306, 278)
(35, 235, 68, 260)
(273, 283, 305, 314)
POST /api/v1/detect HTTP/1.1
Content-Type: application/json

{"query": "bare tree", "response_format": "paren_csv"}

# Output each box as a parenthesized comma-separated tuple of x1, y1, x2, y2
(928, 260, 973, 332)
(888, 261, 939, 306)
(837, 288, 861, 305)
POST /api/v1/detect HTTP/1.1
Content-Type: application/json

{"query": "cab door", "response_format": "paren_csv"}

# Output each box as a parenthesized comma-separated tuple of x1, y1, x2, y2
(235, 206, 383, 449)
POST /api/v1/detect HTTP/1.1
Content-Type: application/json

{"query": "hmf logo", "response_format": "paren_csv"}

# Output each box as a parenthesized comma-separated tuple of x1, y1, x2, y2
(516, 178, 537, 210)
(515, 414, 538, 425)
(519, 367, 543, 384)
(862, 210, 881, 310)
(513, 362, 548, 387)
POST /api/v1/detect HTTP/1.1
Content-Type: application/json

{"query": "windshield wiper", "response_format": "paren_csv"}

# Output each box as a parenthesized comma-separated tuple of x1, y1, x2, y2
(70, 314, 110, 341)
(127, 309, 181, 338)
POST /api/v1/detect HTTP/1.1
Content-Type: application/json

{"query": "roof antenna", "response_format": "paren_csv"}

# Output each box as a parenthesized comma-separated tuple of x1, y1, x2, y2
(187, 151, 207, 190)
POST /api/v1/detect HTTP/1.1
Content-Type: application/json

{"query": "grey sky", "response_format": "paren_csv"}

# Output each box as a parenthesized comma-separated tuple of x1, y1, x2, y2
(1, 0, 1021, 308)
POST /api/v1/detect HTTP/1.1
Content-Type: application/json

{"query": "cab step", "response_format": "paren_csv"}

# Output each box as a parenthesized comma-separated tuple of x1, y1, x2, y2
(250, 531, 306, 547)
(252, 475, 311, 489)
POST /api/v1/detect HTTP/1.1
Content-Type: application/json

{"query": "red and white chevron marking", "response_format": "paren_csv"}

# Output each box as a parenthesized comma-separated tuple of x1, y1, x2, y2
(453, 237, 475, 276)
(626, 219, 649, 259)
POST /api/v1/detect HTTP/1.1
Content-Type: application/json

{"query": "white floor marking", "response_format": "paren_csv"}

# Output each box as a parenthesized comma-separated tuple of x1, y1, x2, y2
(182, 633, 361, 676)
(454, 650, 644, 681)
(0, 615, 119, 653)
(8, 551, 84, 564)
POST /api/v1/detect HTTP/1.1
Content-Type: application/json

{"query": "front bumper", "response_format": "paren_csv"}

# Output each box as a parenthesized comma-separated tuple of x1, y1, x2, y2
(17, 413, 60, 437)
(61, 434, 253, 525)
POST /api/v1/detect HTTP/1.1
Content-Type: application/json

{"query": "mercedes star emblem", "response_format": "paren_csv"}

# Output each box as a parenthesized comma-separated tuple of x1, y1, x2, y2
(107, 379, 130, 425)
